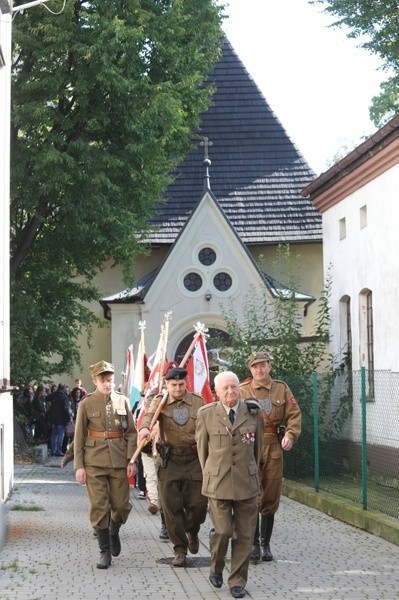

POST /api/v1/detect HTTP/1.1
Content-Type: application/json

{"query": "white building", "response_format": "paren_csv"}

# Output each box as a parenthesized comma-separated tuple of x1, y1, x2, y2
(302, 113, 399, 474)
(0, 0, 13, 502)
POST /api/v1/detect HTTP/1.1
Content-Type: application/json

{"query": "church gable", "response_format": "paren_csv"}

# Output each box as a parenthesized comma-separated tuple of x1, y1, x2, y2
(143, 189, 272, 318)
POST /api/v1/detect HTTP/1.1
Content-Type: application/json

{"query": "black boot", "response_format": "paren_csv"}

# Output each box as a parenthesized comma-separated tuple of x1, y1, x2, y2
(159, 511, 169, 540)
(260, 514, 274, 561)
(250, 515, 260, 561)
(96, 528, 112, 569)
(109, 519, 121, 557)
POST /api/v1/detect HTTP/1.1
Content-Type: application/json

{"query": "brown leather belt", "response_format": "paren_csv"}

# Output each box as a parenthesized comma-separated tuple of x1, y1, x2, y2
(88, 431, 124, 439)
(171, 445, 197, 456)
(264, 426, 278, 434)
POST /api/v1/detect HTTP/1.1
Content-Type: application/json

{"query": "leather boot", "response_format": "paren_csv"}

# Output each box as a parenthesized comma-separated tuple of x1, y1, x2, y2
(96, 528, 112, 569)
(260, 514, 274, 561)
(250, 515, 260, 561)
(159, 511, 169, 540)
(109, 519, 121, 557)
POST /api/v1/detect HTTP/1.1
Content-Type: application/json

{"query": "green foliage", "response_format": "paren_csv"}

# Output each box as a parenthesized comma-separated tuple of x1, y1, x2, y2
(10, 0, 223, 384)
(220, 245, 353, 477)
(222, 245, 330, 380)
(310, 0, 399, 127)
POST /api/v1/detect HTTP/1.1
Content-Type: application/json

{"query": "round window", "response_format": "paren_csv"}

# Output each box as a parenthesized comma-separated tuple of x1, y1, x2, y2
(213, 272, 232, 291)
(198, 247, 216, 266)
(183, 272, 203, 292)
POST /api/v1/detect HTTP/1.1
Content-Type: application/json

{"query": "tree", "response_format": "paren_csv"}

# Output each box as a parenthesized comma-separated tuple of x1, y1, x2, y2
(10, 0, 224, 384)
(311, 0, 399, 126)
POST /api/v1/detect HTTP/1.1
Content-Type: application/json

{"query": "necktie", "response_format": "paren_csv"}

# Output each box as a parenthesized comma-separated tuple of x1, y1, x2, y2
(229, 408, 235, 425)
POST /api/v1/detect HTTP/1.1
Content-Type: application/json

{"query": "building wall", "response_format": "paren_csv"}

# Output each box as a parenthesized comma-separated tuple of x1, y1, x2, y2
(321, 160, 399, 450)
(0, 3, 14, 501)
(322, 163, 399, 371)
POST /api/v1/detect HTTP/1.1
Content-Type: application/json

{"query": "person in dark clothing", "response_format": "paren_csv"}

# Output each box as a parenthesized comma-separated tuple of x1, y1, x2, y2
(46, 384, 70, 456)
(32, 385, 50, 442)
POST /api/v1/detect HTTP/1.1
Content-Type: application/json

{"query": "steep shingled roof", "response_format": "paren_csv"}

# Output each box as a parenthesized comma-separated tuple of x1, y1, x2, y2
(147, 37, 321, 245)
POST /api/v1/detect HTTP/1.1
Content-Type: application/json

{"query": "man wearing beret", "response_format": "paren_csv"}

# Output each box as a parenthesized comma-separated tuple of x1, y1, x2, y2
(195, 371, 264, 599)
(138, 367, 208, 567)
(240, 352, 301, 563)
(74, 360, 138, 569)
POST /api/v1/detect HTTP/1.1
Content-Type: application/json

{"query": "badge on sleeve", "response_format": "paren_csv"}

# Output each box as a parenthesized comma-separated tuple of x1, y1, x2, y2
(289, 396, 298, 405)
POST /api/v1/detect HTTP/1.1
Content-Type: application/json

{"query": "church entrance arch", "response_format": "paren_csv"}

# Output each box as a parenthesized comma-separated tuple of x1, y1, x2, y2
(174, 328, 231, 385)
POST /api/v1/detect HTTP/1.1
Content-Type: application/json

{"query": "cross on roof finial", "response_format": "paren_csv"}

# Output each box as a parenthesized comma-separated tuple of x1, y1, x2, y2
(200, 136, 213, 191)
(200, 136, 213, 161)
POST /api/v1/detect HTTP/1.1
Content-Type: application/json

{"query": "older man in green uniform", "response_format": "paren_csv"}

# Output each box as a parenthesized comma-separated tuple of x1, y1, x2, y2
(74, 360, 137, 569)
(138, 366, 208, 568)
(240, 351, 301, 562)
(196, 371, 264, 599)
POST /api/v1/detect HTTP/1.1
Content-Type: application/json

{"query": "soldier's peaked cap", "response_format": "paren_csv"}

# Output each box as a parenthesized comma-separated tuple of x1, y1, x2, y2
(90, 360, 115, 378)
(247, 351, 272, 368)
(164, 367, 187, 381)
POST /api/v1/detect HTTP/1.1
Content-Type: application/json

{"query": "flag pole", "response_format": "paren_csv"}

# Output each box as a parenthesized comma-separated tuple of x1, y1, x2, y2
(179, 322, 209, 367)
(138, 320, 146, 394)
(157, 311, 172, 393)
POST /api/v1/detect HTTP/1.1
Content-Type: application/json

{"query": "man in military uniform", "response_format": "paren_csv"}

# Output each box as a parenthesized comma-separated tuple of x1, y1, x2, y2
(239, 351, 301, 562)
(138, 367, 207, 567)
(74, 360, 137, 569)
(196, 371, 264, 599)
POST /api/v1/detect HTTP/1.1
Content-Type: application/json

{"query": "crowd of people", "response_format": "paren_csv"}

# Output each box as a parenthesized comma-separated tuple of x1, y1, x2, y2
(14, 378, 87, 457)
(69, 351, 301, 600)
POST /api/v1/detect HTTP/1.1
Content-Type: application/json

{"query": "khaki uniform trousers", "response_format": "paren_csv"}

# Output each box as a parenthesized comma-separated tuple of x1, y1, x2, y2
(85, 465, 132, 529)
(259, 441, 283, 515)
(158, 453, 207, 556)
(209, 496, 258, 588)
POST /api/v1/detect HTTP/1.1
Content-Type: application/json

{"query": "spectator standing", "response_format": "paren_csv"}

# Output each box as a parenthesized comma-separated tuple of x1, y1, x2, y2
(72, 378, 88, 399)
(71, 387, 84, 418)
(239, 351, 301, 562)
(47, 384, 70, 457)
(31, 385, 50, 442)
(195, 371, 264, 599)
(74, 360, 137, 569)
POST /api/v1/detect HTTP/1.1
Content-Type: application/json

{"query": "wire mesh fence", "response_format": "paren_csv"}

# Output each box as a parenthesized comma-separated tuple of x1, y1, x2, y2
(282, 368, 399, 519)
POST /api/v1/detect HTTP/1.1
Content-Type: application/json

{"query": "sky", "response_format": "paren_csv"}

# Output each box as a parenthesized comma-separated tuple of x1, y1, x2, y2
(219, 0, 387, 174)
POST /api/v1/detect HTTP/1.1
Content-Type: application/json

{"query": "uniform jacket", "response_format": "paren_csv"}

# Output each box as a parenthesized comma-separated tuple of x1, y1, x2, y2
(73, 389, 137, 470)
(195, 400, 263, 501)
(240, 377, 301, 444)
(141, 390, 205, 448)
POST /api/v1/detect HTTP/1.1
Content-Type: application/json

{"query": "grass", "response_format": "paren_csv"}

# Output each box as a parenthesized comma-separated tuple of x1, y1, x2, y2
(0, 559, 19, 572)
(9, 504, 44, 512)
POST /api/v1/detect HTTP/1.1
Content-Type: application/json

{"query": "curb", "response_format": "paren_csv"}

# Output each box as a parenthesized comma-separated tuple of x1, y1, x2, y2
(283, 479, 399, 547)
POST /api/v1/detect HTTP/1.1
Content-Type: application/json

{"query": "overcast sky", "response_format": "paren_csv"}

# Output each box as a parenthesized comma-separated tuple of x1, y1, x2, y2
(220, 0, 387, 174)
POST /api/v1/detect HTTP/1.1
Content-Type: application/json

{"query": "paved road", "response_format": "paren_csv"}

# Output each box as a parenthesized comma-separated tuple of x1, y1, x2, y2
(1, 458, 399, 600)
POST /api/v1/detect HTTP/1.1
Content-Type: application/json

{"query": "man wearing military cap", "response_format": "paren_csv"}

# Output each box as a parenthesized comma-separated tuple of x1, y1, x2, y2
(74, 360, 138, 569)
(240, 351, 301, 563)
(138, 366, 208, 567)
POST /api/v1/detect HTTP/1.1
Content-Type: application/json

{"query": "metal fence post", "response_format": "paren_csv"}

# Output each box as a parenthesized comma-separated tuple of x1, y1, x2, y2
(360, 366, 368, 510)
(312, 371, 319, 492)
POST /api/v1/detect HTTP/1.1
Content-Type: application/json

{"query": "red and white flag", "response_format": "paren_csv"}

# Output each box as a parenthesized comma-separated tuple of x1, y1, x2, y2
(122, 344, 135, 399)
(186, 334, 213, 403)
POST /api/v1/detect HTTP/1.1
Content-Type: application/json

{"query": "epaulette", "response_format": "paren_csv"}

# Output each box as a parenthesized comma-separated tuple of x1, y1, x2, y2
(243, 397, 261, 414)
(191, 392, 206, 400)
(199, 402, 217, 411)
(239, 377, 253, 386)
(272, 378, 289, 387)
